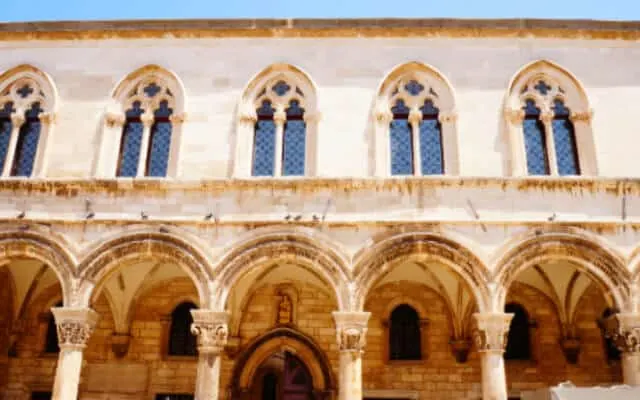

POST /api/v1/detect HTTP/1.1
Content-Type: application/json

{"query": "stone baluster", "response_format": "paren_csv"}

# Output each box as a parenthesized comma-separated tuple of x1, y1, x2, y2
(51, 307, 99, 400)
(191, 310, 229, 400)
(333, 311, 371, 400)
(473, 313, 513, 400)
(602, 313, 640, 385)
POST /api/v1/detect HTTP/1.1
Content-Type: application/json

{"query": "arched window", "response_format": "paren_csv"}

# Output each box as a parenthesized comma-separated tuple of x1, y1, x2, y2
(106, 66, 184, 178)
(600, 308, 621, 362)
(44, 301, 62, 353)
(236, 64, 318, 178)
(374, 62, 457, 177)
(251, 80, 307, 177)
(0, 65, 56, 178)
(504, 303, 531, 360)
(262, 373, 278, 400)
(168, 302, 197, 356)
(505, 60, 593, 176)
(389, 304, 422, 360)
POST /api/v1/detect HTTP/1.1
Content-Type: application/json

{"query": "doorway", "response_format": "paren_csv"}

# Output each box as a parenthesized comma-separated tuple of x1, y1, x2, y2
(253, 351, 314, 400)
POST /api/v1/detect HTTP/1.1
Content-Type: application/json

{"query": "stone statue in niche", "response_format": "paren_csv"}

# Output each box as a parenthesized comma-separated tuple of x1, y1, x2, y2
(277, 294, 293, 325)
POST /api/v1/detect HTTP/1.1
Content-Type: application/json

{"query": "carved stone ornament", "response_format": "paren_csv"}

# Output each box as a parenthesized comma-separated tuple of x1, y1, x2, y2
(51, 307, 100, 350)
(601, 313, 640, 353)
(450, 338, 472, 363)
(332, 311, 371, 353)
(504, 108, 525, 124)
(111, 333, 132, 359)
(190, 310, 229, 355)
(560, 336, 581, 365)
(105, 112, 125, 128)
(472, 313, 513, 353)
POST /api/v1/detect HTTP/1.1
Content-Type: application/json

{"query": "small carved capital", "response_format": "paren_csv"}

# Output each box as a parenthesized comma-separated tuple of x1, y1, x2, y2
(408, 109, 423, 125)
(39, 112, 56, 125)
(473, 312, 513, 353)
(51, 307, 99, 350)
(190, 310, 229, 355)
(169, 113, 186, 124)
(438, 111, 457, 124)
(140, 113, 155, 127)
(105, 112, 125, 128)
(450, 338, 472, 363)
(560, 336, 581, 364)
(374, 110, 393, 125)
(332, 311, 370, 353)
(569, 110, 593, 123)
(238, 111, 257, 125)
(601, 313, 640, 353)
(303, 112, 321, 124)
(504, 108, 525, 124)
(111, 333, 131, 359)
(540, 110, 554, 124)
(273, 110, 287, 125)
(10, 113, 25, 127)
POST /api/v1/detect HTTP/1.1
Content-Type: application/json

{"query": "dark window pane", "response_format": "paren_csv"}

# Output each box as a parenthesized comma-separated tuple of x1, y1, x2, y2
(252, 100, 276, 177)
(522, 100, 549, 175)
(31, 392, 52, 400)
(601, 308, 621, 362)
(505, 303, 531, 360)
(282, 120, 306, 176)
(146, 101, 173, 177)
(44, 301, 62, 353)
(389, 304, 421, 360)
(11, 103, 43, 177)
(0, 117, 12, 174)
(390, 119, 413, 176)
(117, 102, 145, 177)
(155, 394, 194, 400)
(552, 100, 580, 176)
(262, 373, 278, 400)
(168, 302, 197, 356)
(419, 101, 443, 175)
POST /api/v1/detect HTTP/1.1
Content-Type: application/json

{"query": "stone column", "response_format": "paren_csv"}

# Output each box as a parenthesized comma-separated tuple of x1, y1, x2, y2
(473, 313, 513, 400)
(51, 307, 99, 400)
(273, 110, 287, 177)
(603, 313, 640, 385)
(332, 311, 371, 400)
(136, 113, 154, 177)
(190, 310, 229, 400)
(2, 114, 24, 177)
(408, 109, 423, 175)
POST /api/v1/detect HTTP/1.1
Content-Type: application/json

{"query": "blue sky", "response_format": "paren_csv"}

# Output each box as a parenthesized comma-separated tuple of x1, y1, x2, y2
(0, 0, 637, 22)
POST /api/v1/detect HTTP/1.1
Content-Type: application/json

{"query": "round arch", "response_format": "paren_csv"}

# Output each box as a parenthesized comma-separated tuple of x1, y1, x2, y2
(230, 327, 336, 399)
(492, 228, 630, 312)
(0, 228, 76, 306)
(212, 227, 351, 311)
(353, 231, 490, 312)
(76, 230, 213, 308)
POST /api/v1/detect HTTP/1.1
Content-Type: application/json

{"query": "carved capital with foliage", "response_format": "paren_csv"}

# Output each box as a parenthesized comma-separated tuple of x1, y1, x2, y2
(51, 307, 99, 350)
(601, 313, 640, 353)
(473, 312, 513, 353)
(190, 310, 229, 355)
(333, 311, 370, 353)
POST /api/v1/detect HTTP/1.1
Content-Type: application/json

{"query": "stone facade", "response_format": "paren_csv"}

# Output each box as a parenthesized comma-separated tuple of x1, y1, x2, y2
(1, 17, 640, 400)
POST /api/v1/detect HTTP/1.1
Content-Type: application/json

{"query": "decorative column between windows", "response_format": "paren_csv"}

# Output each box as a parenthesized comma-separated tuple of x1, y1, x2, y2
(333, 311, 371, 400)
(473, 312, 513, 400)
(1, 114, 25, 177)
(51, 307, 99, 400)
(503, 108, 526, 176)
(136, 113, 155, 177)
(190, 310, 229, 400)
(540, 109, 558, 175)
(272, 110, 287, 177)
(408, 109, 423, 175)
(601, 313, 640, 385)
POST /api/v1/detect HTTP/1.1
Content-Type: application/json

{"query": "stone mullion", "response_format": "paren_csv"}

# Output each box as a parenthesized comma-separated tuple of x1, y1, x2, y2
(51, 307, 99, 400)
(408, 109, 423, 176)
(190, 310, 229, 400)
(540, 110, 558, 175)
(273, 110, 286, 177)
(473, 312, 513, 400)
(333, 311, 371, 400)
(2, 114, 24, 177)
(136, 114, 154, 177)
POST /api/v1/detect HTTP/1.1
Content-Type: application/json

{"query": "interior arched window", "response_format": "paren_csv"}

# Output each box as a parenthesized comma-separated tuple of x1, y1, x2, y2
(251, 80, 307, 177)
(389, 304, 422, 360)
(504, 302, 531, 360)
(168, 302, 197, 356)
(0, 66, 54, 178)
(44, 301, 62, 353)
(600, 308, 621, 362)
(388, 80, 443, 176)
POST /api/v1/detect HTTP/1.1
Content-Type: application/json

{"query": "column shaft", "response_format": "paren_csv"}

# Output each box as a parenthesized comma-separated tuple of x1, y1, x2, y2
(333, 311, 370, 400)
(191, 310, 229, 400)
(473, 313, 513, 400)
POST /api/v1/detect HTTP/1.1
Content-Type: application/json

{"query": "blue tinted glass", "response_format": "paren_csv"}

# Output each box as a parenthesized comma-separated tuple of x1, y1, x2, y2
(552, 101, 579, 175)
(0, 118, 12, 174)
(272, 80, 291, 96)
(11, 103, 42, 177)
(391, 99, 410, 116)
(419, 119, 443, 175)
(252, 120, 276, 176)
(534, 80, 551, 96)
(283, 120, 306, 176)
(405, 80, 425, 96)
(390, 119, 413, 175)
(522, 99, 549, 175)
(117, 122, 143, 177)
(146, 101, 173, 177)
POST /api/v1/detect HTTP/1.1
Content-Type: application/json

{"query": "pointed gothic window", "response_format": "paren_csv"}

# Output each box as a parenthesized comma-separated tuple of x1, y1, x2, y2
(168, 302, 197, 356)
(504, 303, 531, 360)
(389, 304, 422, 360)
(0, 66, 55, 178)
(251, 79, 307, 177)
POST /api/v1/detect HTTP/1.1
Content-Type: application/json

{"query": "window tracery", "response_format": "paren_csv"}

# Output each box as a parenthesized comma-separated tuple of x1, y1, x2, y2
(505, 60, 595, 176)
(102, 66, 185, 179)
(236, 64, 318, 178)
(0, 65, 56, 178)
(374, 62, 457, 177)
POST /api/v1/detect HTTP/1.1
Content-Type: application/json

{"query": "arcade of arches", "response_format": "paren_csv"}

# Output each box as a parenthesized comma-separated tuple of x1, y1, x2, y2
(1, 230, 639, 400)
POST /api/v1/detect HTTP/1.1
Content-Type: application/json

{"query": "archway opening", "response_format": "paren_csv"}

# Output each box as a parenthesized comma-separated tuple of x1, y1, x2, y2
(250, 351, 314, 400)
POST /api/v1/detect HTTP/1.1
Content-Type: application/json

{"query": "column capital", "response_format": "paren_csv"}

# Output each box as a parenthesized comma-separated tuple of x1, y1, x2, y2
(169, 113, 187, 124)
(140, 113, 155, 128)
(273, 110, 287, 125)
(105, 111, 125, 128)
(332, 311, 370, 353)
(39, 112, 56, 125)
(602, 313, 640, 353)
(540, 110, 554, 124)
(190, 310, 229, 355)
(503, 108, 524, 125)
(438, 111, 458, 124)
(569, 109, 593, 123)
(374, 109, 393, 125)
(408, 109, 423, 125)
(473, 312, 513, 353)
(10, 113, 25, 126)
(51, 307, 99, 350)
